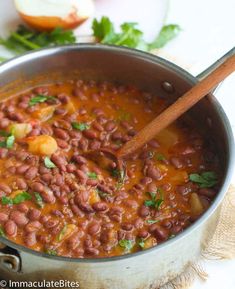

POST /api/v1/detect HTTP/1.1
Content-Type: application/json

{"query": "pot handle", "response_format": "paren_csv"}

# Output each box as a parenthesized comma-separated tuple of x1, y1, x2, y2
(196, 47, 235, 93)
(0, 242, 21, 273)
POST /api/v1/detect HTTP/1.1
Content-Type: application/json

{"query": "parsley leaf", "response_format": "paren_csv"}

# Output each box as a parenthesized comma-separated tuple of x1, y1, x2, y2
(1, 196, 13, 205)
(45, 249, 57, 256)
(92, 17, 181, 52)
(149, 24, 181, 50)
(29, 95, 56, 106)
(111, 169, 126, 188)
(57, 224, 68, 242)
(155, 153, 166, 161)
(189, 171, 218, 188)
(138, 238, 145, 249)
(144, 188, 164, 210)
(0, 134, 15, 149)
(72, 122, 90, 131)
(87, 172, 98, 179)
(0, 226, 5, 237)
(146, 219, 160, 224)
(44, 156, 56, 169)
(12, 192, 31, 205)
(0, 25, 76, 55)
(34, 192, 44, 208)
(2, 191, 31, 205)
(0, 130, 11, 137)
(119, 239, 133, 252)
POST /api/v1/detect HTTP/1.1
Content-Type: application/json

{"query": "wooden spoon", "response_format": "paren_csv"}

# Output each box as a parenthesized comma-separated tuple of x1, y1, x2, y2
(86, 51, 235, 170)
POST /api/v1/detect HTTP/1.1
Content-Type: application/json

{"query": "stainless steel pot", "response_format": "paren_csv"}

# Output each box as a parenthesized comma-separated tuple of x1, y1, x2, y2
(0, 45, 234, 289)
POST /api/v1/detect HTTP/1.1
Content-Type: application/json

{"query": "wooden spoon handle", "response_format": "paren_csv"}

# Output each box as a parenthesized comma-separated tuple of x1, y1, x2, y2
(117, 52, 235, 159)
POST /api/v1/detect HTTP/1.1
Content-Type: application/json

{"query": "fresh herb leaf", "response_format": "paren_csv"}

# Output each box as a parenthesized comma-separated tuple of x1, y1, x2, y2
(0, 226, 5, 237)
(29, 95, 56, 106)
(0, 25, 76, 55)
(45, 249, 57, 256)
(87, 172, 98, 179)
(144, 188, 164, 210)
(155, 153, 166, 161)
(97, 189, 110, 199)
(12, 191, 31, 205)
(57, 224, 67, 242)
(0, 130, 11, 137)
(1, 196, 13, 205)
(92, 17, 180, 52)
(146, 219, 160, 224)
(119, 239, 133, 252)
(34, 192, 44, 208)
(72, 122, 90, 131)
(149, 24, 181, 50)
(138, 238, 145, 249)
(111, 169, 126, 188)
(44, 156, 56, 169)
(6, 135, 15, 149)
(189, 171, 218, 188)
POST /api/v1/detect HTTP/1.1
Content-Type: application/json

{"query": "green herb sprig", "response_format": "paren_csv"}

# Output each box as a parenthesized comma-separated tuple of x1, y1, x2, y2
(72, 122, 90, 131)
(2, 191, 31, 205)
(29, 95, 56, 106)
(189, 171, 218, 188)
(119, 239, 133, 252)
(144, 188, 164, 210)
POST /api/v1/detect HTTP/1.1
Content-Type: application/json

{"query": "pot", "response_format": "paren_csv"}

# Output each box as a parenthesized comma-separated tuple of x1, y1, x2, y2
(0, 45, 234, 289)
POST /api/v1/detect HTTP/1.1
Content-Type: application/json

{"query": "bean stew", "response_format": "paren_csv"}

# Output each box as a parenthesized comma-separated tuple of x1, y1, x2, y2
(0, 79, 221, 258)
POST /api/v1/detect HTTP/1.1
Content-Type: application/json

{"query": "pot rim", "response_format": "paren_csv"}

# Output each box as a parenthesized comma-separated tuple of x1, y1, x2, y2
(0, 43, 234, 263)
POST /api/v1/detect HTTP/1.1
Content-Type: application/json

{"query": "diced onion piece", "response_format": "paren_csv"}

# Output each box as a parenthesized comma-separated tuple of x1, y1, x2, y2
(33, 106, 56, 121)
(10, 123, 32, 139)
(143, 237, 157, 249)
(157, 127, 179, 148)
(171, 171, 188, 183)
(10, 190, 24, 199)
(190, 193, 204, 217)
(27, 135, 58, 155)
(58, 224, 77, 242)
(14, 0, 94, 31)
(89, 189, 100, 205)
(65, 101, 76, 114)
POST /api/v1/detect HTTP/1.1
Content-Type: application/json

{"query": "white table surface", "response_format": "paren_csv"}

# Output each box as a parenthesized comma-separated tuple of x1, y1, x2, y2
(0, 0, 235, 288)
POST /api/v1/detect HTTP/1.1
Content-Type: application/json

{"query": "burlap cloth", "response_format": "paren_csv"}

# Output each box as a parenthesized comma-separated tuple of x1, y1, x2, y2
(161, 185, 235, 289)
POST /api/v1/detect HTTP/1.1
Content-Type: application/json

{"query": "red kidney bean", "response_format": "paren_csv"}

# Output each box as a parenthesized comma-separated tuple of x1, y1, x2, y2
(0, 118, 10, 128)
(0, 183, 11, 194)
(57, 139, 69, 149)
(171, 225, 182, 235)
(33, 86, 48, 95)
(71, 205, 85, 217)
(39, 166, 50, 174)
(78, 202, 94, 213)
(85, 247, 99, 256)
(146, 166, 162, 180)
(16, 178, 28, 190)
(72, 155, 87, 165)
(24, 167, 38, 180)
(54, 128, 69, 140)
(140, 177, 152, 185)
(41, 173, 53, 183)
(31, 182, 44, 193)
(198, 188, 216, 198)
(161, 219, 172, 229)
(44, 219, 59, 229)
(5, 220, 17, 236)
(86, 179, 98, 186)
(83, 129, 98, 140)
(138, 230, 149, 239)
(75, 170, 88, 184)
(97, 184, 113, 195)
(150, 225, 168, 241)
(177, 185, 191, 195)
(78, 138, 89, 151)
(0, 148, 8, 158)
(138, 205, 150, 217)
(66, 163, 76, 173)
(28, 209, 41, 221)
(170, 157, 183, 169)
(89, 140, 101, 150)
(51, 154, 67, 168)
(0, 212, 8, 223)
(92, 202, 109, 212)
(121, 223, 133, 231)
(10, 211, 28, 227)
(105, 121, 117, 132)
(57, 93, 70, 104)
(41, 189, 55, 204)
(88, 223, 101, 235)
(25, 221, 42, 233)
(24, 232, 37, 246)
(17, 203, 29, 213)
